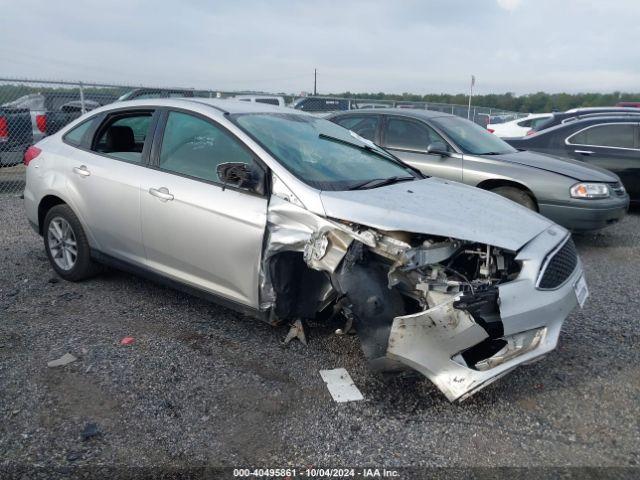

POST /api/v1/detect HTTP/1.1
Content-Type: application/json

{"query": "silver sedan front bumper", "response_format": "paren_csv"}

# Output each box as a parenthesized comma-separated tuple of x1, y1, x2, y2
(386, 226, 583, 401)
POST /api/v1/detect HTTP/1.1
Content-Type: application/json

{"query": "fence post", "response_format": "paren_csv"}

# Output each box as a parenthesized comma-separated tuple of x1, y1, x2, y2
(79, 81, 86, 114)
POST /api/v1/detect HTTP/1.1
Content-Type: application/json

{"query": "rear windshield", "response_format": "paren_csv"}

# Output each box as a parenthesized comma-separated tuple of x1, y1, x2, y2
(531, 116, 556, 131)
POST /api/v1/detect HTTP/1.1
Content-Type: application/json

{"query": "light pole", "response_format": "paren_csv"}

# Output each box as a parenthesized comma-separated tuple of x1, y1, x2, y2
(467, 75, 475, 119)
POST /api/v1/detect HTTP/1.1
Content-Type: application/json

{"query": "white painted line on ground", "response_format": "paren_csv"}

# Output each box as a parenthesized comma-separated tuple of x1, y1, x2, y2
(319, 368, 364, 403)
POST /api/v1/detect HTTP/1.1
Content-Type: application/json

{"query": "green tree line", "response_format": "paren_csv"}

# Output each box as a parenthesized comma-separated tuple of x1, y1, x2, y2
(332, 91, 640, 113)
(3, 83, 639, 113)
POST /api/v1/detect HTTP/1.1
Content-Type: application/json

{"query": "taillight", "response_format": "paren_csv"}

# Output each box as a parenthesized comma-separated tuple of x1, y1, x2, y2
(36, 114, 47, 133)
(487, 128, 495, 133)
(23, 146, 42, 166)
(0, 116, 7, 140)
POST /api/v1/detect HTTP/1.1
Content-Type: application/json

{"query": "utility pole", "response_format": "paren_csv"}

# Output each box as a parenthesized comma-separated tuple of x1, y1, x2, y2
(314, 68, 317, 96)
(467, 75, 475, 119)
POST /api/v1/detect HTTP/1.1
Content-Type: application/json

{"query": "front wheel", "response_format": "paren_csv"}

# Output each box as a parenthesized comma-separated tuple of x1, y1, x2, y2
(43, 204, 102, 281)
(491, 186, 537, 211)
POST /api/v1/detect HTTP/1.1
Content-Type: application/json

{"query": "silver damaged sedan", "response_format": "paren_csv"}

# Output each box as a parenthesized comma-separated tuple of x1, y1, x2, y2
(23, 99, 588, 401)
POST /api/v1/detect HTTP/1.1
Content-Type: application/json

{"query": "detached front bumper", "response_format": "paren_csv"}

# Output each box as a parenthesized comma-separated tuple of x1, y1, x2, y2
(386, 226, 583, 401)
(539, 195, 629, 232)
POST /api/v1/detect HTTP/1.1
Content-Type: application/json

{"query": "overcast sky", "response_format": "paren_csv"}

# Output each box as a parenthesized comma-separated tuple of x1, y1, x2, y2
(1, 0, 639, 95)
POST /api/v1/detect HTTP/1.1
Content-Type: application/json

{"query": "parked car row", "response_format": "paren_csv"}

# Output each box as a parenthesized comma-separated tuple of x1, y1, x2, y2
(1, 92, 117, 164)
(328, 109, 629, 231)
(483, 106, 639, 205)
(507, 114, 640, 204)
(4, 92, 116, 141)
(487, 113, 552, 138)
(2, 88, 533, 166)
(24, 98, 590, 401)
(0, 104, 32, 166)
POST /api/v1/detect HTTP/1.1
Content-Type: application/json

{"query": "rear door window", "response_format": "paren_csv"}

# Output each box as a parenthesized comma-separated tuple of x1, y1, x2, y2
(255, 98, 280, 105)
(383, 117, 449, 152)
(334, 116, 379, 142)
(567, 123, 637, 149)
(64, 117, 99, 148)
(530, 117, 550, 129)
(92, 111, 154, 163)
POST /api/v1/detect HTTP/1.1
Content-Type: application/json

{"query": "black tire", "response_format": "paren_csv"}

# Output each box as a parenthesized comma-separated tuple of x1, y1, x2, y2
(491, 186, 537, 211)
(43, 204, 102, 281)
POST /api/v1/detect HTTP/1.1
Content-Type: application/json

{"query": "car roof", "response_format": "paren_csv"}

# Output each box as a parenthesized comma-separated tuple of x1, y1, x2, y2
(329, 108, 455, 120)
(106, 97, 294, 115)
(234, 94, 283, 99)
(566, 115, 640, 125)
(563, 106, 640, 114)
(536, 115, 640, 136)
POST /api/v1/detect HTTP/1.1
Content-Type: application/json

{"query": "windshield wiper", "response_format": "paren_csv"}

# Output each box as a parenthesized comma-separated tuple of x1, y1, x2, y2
(348, 176, 415, 190)
(477, 151, 505, 155)
(319, 133, 380, 151)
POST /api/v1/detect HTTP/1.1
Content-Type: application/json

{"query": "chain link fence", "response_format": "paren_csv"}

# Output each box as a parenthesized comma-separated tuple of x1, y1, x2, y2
(0, 78, 226, 196)
(0, 77, 525, 196)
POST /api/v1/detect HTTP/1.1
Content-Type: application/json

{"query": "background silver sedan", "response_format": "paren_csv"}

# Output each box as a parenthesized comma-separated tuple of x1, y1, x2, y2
(328, 109, 629, 231)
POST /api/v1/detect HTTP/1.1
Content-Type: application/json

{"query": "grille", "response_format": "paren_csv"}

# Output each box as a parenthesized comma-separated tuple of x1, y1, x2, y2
(538, 237, 578, 289)
(609, 182, 626, 197)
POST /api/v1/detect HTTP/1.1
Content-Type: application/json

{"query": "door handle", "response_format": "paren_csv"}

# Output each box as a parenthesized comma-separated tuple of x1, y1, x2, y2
(574, 150, 594, 155)
(73, 165, 90, 177)
(149, 187, 174, 201)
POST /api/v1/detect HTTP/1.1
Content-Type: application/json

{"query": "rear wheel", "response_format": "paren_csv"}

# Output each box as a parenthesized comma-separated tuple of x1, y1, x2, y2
(491, 186, 537, 211)
(43, 204, 101, 281)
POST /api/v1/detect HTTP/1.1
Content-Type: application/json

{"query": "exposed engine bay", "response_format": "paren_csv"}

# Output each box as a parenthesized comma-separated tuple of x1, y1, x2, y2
(259, 190, 559, 401)
(327, 230, 521, 372)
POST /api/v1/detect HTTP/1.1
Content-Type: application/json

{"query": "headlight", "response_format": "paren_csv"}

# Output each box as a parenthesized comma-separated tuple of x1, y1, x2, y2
(570, 182, 610, 199)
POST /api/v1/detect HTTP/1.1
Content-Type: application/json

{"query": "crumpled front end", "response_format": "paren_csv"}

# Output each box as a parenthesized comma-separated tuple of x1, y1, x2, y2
(385, 226, 582, 401)
(262, 177, 583, 401)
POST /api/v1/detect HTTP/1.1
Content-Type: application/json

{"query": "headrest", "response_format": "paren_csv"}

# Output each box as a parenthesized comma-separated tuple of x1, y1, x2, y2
(106, 125, 135, 151)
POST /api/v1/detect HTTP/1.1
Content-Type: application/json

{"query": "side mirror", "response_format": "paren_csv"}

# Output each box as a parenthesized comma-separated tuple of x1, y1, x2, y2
(426, 141, 450, 156)
(217, 162, 261, 191)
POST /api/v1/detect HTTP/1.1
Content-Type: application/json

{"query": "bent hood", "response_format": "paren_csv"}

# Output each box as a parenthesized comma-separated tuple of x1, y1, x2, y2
(320, 178, 554, 251)
(493, 150, 618, 182)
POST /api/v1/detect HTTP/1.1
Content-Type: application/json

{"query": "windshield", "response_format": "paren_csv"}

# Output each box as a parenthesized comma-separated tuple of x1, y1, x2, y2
(232, 113, 419, 191)
(431, 116, 517, 155)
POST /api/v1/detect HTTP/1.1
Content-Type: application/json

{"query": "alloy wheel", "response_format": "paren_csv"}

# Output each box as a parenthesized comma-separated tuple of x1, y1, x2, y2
(47, 217, 78, 271)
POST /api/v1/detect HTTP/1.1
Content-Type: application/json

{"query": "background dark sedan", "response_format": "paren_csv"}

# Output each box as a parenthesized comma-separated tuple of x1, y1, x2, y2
(529, 107, 640, 134)
(328, 109, 629, 231)
(507, 116, 639, 204)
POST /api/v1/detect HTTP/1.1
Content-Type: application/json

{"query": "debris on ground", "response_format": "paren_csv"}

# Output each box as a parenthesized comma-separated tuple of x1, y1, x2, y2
(283, 319, 307, 345)
(81, 422, 101, 441)
(120, 336, 135, 346)
(47, 353, 77, 368)
(319, 368, 364, 403)
(66, 451, 82, 462)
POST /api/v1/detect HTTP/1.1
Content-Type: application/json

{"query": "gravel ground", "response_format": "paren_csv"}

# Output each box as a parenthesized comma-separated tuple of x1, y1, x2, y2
(1, 196, 639, 471)
(0, 165, 25, 196)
